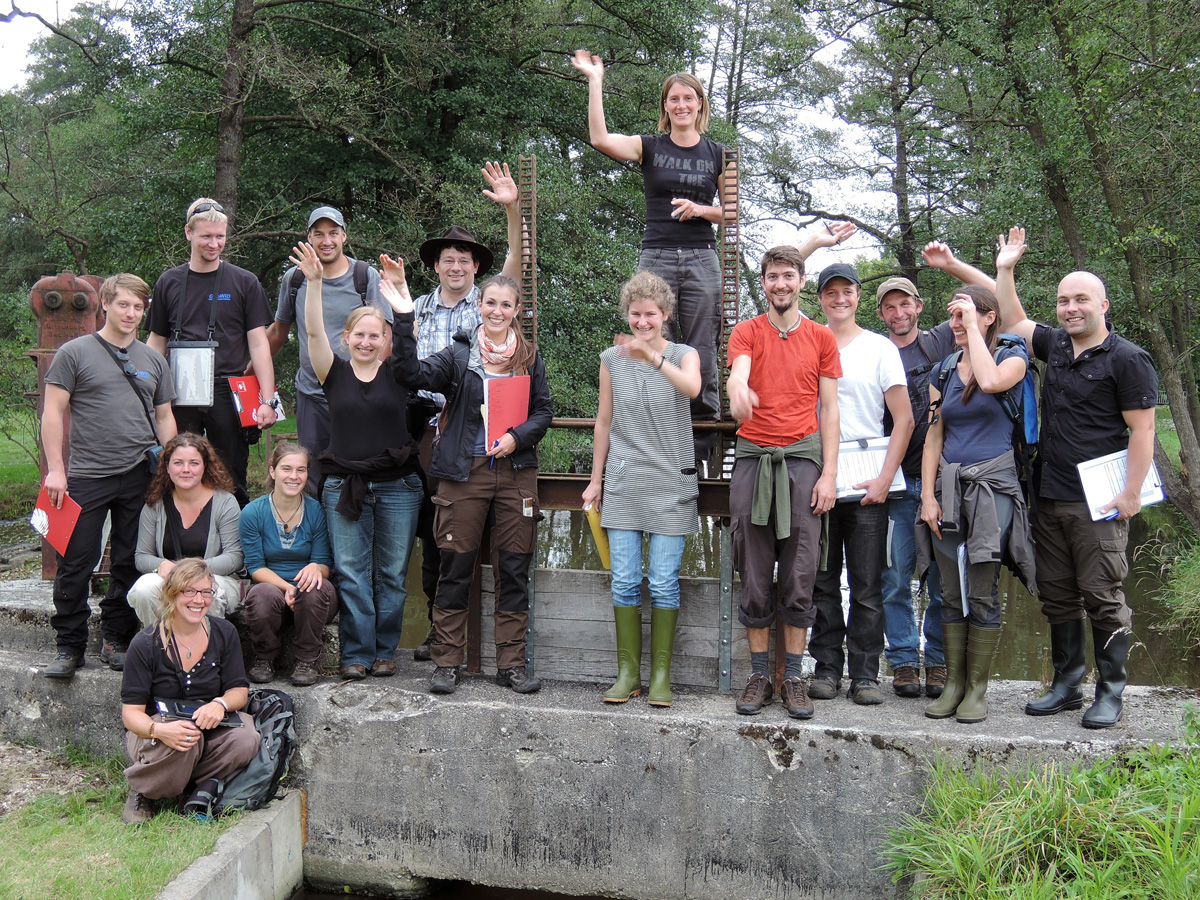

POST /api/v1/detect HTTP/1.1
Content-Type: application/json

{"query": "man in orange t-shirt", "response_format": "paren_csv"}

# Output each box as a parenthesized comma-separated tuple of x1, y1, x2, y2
(725, 245, 840, 719)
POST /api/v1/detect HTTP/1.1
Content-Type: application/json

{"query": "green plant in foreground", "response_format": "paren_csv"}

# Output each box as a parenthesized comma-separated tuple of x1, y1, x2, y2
(0, 747, 238, 900)
(884, 708, 1200, 899)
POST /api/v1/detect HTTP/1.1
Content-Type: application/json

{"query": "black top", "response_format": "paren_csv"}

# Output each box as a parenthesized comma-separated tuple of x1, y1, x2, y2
(120, 616, 249, 715)
(639, 134, 725, 250)
(891, 322, 957, 477)
(149, 262, 274, 375)
(1031, 323, 1158, 501)
(165, 494, 212, 559)
(321, 355, 417, 480)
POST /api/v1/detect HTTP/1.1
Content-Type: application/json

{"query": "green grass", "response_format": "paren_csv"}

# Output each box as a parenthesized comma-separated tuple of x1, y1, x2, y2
(0, 747, 239, 900)
(883, 709, 1200, 899)
(1157, 406, 1181, 475)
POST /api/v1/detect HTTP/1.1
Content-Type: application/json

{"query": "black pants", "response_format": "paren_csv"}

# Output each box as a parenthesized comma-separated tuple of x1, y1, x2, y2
(174, 381, 250, 506)
(51, 466, 149, 653)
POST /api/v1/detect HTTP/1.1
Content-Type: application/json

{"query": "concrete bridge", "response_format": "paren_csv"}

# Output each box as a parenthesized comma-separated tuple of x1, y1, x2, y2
(0, 577, 1194, 900)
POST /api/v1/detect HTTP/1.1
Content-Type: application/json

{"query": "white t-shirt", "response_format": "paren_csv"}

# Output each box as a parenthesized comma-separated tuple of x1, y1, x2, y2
(835, 329, 907, 441)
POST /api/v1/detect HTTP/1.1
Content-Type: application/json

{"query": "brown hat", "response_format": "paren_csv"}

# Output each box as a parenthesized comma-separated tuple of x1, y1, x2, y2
(876, 276, 920, 304)
(418, 225, 494, 276)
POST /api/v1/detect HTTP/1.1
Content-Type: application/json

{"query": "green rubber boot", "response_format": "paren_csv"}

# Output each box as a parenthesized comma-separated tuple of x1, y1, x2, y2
(925, 621, 968, 719)
(603, 606, 643, 703)
(956, 625, 1003, 724)
(648, 607, 679, 707)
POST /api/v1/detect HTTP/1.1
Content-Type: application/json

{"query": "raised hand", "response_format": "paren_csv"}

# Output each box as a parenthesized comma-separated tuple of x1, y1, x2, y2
(812, 220, 856, 250)
(921, 240, 957, 271)
(995, 226, 1027, 270)
(482, 161, 517, 207)
(379, 253, 409, 289)
(570, 48, 605, 83)
(289, 242, 323, 281)
(380, 278, 413, 316)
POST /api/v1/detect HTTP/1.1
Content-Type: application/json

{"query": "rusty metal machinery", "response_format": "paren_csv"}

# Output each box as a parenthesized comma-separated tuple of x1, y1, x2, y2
(518, 155, 538, 344)
(717, 147, 740, 481)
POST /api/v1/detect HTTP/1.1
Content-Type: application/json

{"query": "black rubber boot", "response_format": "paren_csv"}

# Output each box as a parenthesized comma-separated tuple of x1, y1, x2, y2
(1082, 627, 1131, 729)
(1025, 619, 1087, 716)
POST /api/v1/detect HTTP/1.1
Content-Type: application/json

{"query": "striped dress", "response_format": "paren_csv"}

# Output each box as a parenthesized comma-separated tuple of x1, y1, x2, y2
(599, 342, 700, 536)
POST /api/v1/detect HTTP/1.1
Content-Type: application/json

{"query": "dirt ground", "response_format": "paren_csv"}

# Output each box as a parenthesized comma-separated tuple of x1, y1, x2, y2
(0, 742, 92, 817)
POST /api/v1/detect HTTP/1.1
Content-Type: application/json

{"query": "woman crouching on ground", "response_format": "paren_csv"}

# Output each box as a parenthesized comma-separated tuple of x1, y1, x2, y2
(119, 558, 259, 824)
(383, 273, 552, 696)
(582, 271, 700, 706)
(919, 285, 1035, 724)
(239, 442, 336, 687)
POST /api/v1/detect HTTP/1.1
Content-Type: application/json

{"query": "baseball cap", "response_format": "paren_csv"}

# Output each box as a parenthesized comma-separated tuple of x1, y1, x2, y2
(875, 276, 920, 304)
(307, 206, 346, 230)
(816, 263, 861, 293)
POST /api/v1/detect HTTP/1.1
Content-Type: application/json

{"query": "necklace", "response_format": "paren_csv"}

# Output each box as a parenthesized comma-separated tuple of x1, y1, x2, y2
(769, 311, 802, 340)
(176, 627, 203, 660)
(269, 492, 303, 534)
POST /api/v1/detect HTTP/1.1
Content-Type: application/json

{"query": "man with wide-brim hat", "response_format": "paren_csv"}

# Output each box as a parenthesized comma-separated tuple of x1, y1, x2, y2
(380, 160, 523, 663)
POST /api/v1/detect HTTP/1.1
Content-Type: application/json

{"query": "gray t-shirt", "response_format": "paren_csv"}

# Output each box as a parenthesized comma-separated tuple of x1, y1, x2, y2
(274, 259, 389, 399)
(45, 334, 174, 479)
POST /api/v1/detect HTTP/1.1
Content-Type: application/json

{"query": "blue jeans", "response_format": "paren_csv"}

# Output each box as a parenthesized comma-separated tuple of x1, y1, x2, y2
(322, 473, 422, 667)
(882, 475, 945, 668)
(608, 530, 686, 610)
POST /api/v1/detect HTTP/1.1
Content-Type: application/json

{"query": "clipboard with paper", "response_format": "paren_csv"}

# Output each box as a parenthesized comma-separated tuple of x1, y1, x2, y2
(1076, 449, 1164, 521)
(834, 437, 905, 500)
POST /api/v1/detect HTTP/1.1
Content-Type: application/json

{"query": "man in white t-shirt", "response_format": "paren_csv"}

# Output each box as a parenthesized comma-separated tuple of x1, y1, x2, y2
(807, 263, 913, 705)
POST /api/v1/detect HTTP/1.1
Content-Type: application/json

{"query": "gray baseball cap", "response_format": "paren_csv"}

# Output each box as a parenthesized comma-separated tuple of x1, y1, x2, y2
(307, 206, 346, 230)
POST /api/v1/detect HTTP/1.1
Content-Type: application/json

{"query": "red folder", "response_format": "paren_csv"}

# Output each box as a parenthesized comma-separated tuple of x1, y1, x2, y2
(31, 483, 82, 556)
(228, 376, 262, 427)
(483, 376, 530, 448)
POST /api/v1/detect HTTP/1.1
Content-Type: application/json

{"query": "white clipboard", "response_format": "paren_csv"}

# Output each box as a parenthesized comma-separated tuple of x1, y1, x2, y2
(834, 437, 905, 500)
(1076, 449, 1164, 521)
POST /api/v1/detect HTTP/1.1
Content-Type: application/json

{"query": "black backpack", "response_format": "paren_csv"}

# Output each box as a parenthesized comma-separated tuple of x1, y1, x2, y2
(210, 688, 296, 815)
(287, 257, 370, 308)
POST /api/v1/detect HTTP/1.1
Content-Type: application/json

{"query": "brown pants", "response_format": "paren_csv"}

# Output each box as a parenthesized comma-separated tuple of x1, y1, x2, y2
(1033, 498, 1132, 631)
(244, 581, 338, 665)
(124, 711, 260, 800)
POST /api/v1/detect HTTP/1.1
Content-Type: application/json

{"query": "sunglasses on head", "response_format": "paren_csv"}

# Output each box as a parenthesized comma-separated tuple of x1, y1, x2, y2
(188, 201, 225, 220)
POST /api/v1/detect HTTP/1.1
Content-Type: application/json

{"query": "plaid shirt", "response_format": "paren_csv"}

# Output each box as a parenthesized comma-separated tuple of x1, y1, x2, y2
(414, 284, 482, 408)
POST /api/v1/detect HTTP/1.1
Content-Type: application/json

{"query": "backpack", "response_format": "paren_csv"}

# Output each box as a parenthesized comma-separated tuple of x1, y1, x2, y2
(930, 333, 1039, 499)
(210, 688, 297, 815)
(288, 257, 370, 308)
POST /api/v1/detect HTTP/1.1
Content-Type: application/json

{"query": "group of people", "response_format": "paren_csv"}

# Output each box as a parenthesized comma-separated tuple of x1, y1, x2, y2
(36, 55, 1157, 824)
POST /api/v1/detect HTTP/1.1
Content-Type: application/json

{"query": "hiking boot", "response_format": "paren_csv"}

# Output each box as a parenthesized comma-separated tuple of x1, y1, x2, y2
(430, 666, 459, 694)
(892, 666, 921, 698)
(181, 778, 220, 821)
(44, 650, 84, 680)
(496, 666, 542, 694)
(735, 672, 773, 715)
(370, 658, 397, 677)
(121, 789, 153, 825)
(413, 626, 435, 662)
(339, 664, 368, 681)
(248, 659, 275, 684)
(807, 675, 841, 700)
(848, 679, 885, 706)
(781, 676, 814, 719)
(924, 666, 947, 699)
(100, 640, 128, 671)
(290, 662, 320, 687)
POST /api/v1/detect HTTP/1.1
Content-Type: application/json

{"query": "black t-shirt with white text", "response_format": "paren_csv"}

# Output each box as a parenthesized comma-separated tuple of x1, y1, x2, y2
(639, 134, 725, 250)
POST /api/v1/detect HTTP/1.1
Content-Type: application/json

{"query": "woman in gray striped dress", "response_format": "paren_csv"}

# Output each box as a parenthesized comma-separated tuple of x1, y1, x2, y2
(583, 271, 701, 706)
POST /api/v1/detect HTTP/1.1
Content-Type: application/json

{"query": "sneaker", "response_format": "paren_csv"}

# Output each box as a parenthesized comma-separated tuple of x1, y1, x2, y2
(181, 778, 220, 821)
(290, 662, 320, 687)
(892, 666, 921, 698)
(807, 675, 841, 700)
(121, 789, 153, 825)
(248, 659, 275, 684)
(848, 679, 885, 706)
(371, 658, 397, 677)
(735, 672, 773, 715)
(780, 676, 814, 719)
(100, 640, 128, 671)
(925, 666, 947, 699)
(496, 666, 542, 694)
(44, 650, 84, 680)
(413, 626, 435, 662)
(430, 666, 458, 694)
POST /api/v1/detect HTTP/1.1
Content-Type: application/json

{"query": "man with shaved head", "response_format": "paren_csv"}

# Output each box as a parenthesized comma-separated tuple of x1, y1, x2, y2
(994, 228, 1158, 729)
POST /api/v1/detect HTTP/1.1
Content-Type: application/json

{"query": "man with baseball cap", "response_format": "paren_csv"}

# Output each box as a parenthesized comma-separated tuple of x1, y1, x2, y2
(874, 244, 1000, 699)
(260, 204, 388, 493)
(383, 161, 523, 662)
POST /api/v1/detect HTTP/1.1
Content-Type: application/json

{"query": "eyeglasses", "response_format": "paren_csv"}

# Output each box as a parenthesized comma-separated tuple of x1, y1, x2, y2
(181, 588, 215, 599)
(113, 346, 137, 377)
(188, 201, 225, 220)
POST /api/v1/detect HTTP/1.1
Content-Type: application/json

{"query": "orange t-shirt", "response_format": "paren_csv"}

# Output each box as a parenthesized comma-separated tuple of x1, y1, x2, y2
(726, 314, 841, 447)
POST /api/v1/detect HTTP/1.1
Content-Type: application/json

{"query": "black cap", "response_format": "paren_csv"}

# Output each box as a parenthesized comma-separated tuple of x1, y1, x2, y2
(816, 263, 861, 293)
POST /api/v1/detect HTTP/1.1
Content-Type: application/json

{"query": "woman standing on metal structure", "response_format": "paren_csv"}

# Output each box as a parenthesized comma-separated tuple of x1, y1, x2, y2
(571, 49, 728, 463)
(583, 271, 701, 707)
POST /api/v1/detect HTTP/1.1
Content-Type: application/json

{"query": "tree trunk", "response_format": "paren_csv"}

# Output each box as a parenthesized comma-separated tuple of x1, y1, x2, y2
(213, 0, 256, 226)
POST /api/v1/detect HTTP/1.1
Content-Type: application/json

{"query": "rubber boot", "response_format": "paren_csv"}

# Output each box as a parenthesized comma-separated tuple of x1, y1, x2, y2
(647, 607, 679, 707)
(1082, 627, 1131, 729)
(955, 625, 1002, 724)
(925, 621, 968, 719)
(1025, 619, 1087, 716)
(603, 606, 643, 703)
